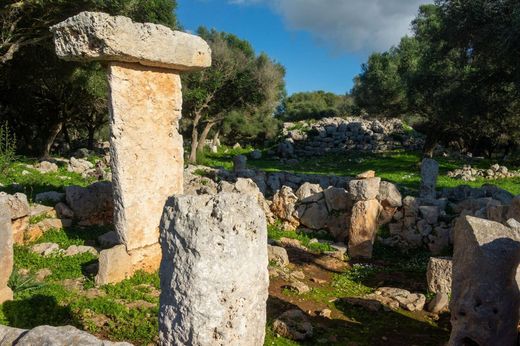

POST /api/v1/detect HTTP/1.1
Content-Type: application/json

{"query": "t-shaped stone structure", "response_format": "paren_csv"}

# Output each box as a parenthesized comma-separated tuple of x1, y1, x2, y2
(51, 12, 211, 284)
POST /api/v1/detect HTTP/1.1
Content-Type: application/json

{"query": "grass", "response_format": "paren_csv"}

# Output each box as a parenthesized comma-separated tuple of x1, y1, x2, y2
(199, 148, 520, 195)
(268, 223, 334, 253)
(0, 158, 97, 202)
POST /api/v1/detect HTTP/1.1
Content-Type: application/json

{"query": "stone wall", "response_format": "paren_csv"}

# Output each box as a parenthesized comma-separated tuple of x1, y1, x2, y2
(277, 117, 424, 158)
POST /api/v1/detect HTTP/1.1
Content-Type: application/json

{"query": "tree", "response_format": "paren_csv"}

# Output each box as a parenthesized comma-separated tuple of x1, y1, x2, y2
(182, 28, 285, 163)
(0, 0, 178, 157)
(280, 91, 353, 121)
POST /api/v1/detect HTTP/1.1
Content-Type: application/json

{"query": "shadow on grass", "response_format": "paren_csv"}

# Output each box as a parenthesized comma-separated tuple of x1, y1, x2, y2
(1, 295, 75, 329)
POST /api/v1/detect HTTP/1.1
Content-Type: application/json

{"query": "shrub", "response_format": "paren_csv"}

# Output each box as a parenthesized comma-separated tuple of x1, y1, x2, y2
(0, 121, 16, 174)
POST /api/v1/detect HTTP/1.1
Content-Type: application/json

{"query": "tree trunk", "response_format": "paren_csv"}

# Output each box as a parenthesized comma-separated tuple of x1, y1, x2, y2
(41, 122, 63, 159)
(212, 129, 221, 147)
(188, 111, 202, 163)
(197, 122, 215, 152)
(422, 133, 437, 158)
(87, 125, 96, 150)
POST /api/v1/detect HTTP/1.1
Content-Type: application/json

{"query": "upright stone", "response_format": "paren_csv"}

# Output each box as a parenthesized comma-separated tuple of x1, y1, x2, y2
(51, 12, 211, 283)
(159, 193, 268, 346)
(420, 158, 439, 200)
(0, 204, 13, 304)
(348, 200, 382, 258)
(449, 216, 520, 346)
(233, 155, 247, 173)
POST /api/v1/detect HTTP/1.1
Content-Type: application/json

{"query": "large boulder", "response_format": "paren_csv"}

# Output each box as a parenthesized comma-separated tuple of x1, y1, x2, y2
(51, 11, 211, 71)
(0, 325, 132, 345)
(298, 200, 329, 230)
(377, 181, 402, 208)
(348, 200, 382, 258)
(449, 216, 520, 346)
(65, 182, 113, 225)
(159, 193, 268, 345)
(419, 158, 438, 200)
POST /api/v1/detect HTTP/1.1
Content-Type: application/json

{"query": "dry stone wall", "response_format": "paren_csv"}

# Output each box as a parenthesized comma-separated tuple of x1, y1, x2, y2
(277, 117, 424, 158)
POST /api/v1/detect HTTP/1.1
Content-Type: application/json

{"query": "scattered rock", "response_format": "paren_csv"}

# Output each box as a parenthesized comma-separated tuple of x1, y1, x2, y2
(375, 287, 426, 311)
(273, 310, 313, 341)
(31, 243, 60, 256)
(282, 280, 310, 294)
(35, 268, 53, 282)
(35, 161, 58, 173)
(64, 245, 98, 257)
(65, 182, 113, 225)
(55, 202, 74, 219)
(97, 231, 121, 249)
(427, 292, 449, 314)
(268, 245, 290, 267)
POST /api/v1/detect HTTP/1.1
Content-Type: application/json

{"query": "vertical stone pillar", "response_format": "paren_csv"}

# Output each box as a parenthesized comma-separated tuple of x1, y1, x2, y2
(159, 193, 269, 346)
(449, 216, 520, 346)
(0, 204, 14, 304)
(51, 11, 211, 284)
(419, 158, 439, 200)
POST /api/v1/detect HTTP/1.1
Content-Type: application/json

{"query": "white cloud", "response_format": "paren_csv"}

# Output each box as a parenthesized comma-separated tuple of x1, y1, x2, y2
(230, 0, 429, 53)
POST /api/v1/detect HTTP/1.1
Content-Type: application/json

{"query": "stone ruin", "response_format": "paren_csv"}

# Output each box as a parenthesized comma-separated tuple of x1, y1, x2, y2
(50, 11, 211, 284)
(159, 193, 268, 345)
(277, 117, 424, 158)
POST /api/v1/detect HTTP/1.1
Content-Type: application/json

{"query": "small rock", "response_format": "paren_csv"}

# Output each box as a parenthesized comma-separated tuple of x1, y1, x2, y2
(318, 308, 332, 319)
(427, 292, 449, 314)
(267, 245, 290, 267)
(64, 245, 98, 257)
(290, 271, 305, 280)
(31, 243, 60, 256)
(97, 231, 121, 249)
(283, 280, 310, 294)
(310, 277, 327, 284)
(273, 310, 313, 341)
(356, 170, 376, 179)
(250, 149, 262, 160)
(35, 268, 52, 282)
(55, 202, 74, 219)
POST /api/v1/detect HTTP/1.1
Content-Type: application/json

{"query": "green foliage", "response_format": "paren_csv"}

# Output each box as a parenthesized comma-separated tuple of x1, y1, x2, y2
(0, 121, 16, 174)
(8, 271, 44, 294)
(352, 1, 520, 157)
(280, 91, 353, 121)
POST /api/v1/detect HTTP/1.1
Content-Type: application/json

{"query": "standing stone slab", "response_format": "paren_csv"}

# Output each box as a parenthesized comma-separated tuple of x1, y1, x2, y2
(426, 257, 452, 294)
(159, 193, 268, 346)
(420, 158, 439, 200)
(348, 200, 382, 258)
(449, 216, 520, 346)
(109, 62, 184, 251)
(0, 204, 13, 304)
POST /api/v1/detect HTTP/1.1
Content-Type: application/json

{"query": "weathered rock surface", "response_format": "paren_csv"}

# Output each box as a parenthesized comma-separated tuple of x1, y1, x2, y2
(348, 200, 382, 258)
(268, 244, 290, 267)
(65, 182, 113, 226)
(420, 158, 439, 200)
(109, 62, 184, 252)
(51, 11, 211, 71)
(0, 324, 132, 345)
(0, 205, 13, 304)
(159, 193, 268, 346)
(426, 257, 452, 294)
(428, 292, 449, 314)
(0, 192, 29, 219)
(374, 287, 426, 311)
(95, 245, 132, 285)
(271, 186, 300, 230)
(449, 216, 520, 346)
(348, 178, 381, 201)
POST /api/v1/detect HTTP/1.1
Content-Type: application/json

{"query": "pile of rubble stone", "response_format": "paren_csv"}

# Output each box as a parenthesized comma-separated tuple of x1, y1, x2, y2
(31, 153, 111, 181)
(447, 163, 520, 181)
(276, 117, 424, 158)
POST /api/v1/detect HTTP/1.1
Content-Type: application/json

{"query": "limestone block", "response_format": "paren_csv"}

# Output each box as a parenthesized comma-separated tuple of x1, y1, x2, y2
(0, 205, 13, 304)
(65, 182, 113, 226)
(348, 200, 382, 258)
(377, 181, 402, 208)
(348, 178, 381, 201)
(51, 12, 211, 71)
(95, 245, 133, 285)
(159, 193, 268, 346)
(0, 192, 29, 219)
(109, 62, 184, 251)
(448, 216, 520, 346)
(426, 257, 452, 294)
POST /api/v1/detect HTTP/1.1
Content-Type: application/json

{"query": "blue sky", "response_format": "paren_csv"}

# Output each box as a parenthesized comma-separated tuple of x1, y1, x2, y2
(177, 0, 427, 95)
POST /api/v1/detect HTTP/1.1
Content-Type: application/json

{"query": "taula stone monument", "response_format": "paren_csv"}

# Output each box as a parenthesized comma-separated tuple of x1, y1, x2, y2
(159, 193, 269, 345)
(51, 12, 211, 284)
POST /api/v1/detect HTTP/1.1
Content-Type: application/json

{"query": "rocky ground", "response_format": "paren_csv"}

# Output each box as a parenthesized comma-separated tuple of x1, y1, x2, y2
(0, 148, 519, 345)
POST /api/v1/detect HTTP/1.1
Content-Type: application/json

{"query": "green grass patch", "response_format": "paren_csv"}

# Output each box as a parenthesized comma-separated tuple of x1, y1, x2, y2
(268, 224, 333, 253)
